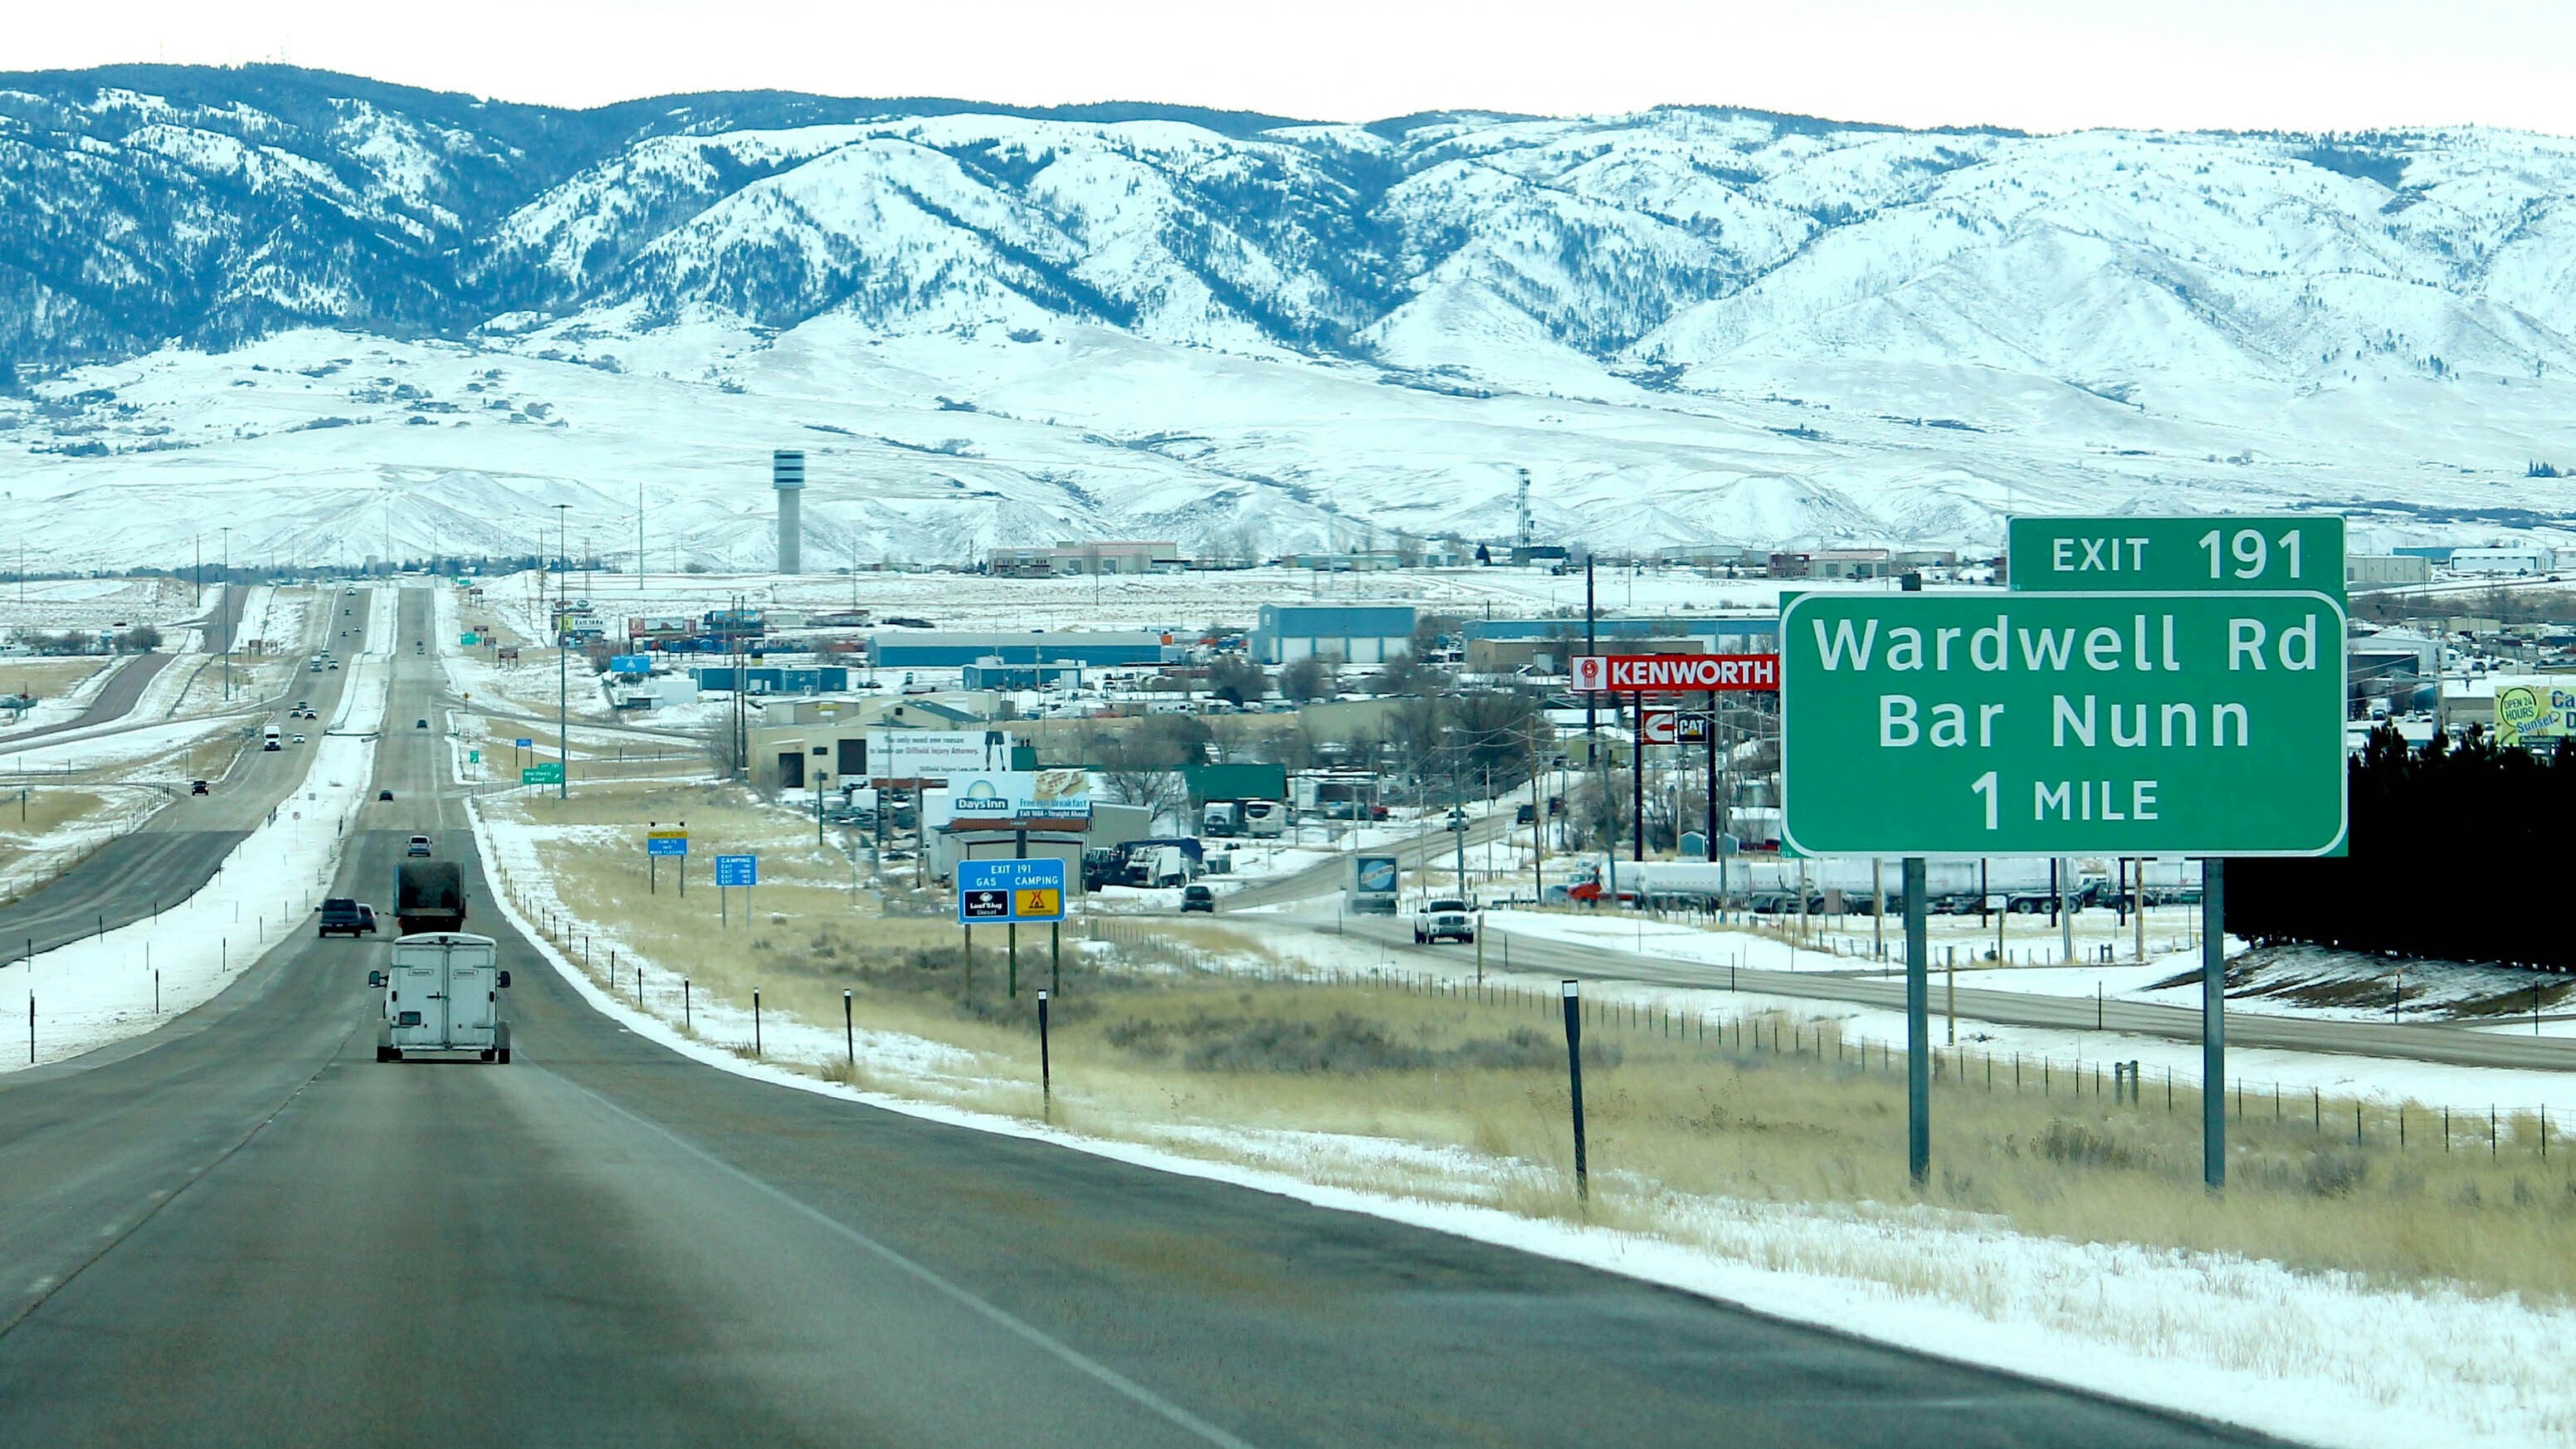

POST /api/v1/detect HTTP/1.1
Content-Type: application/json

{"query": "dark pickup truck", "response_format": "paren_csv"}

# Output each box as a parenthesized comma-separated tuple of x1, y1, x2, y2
(318, 898, 378, 939)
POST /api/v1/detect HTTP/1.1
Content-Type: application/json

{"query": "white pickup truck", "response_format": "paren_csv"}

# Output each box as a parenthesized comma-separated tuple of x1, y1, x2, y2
(369, 931, 512, 1063)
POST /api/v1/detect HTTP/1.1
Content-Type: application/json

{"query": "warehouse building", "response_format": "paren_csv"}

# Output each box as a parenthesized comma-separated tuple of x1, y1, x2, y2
(1253, 604, 1417, 665)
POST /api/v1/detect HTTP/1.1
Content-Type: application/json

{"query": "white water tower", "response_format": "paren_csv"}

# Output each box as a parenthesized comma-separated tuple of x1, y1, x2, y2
(773, 450, 805, 573)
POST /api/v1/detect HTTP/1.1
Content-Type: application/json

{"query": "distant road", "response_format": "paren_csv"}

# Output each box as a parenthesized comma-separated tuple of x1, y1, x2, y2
(1319, 911, 2576, 1075)
(0, 594, 2274, 1448)
(0, 653, 172, 749)
(0, 583, 242, 749)
(0, 587, 363, 958)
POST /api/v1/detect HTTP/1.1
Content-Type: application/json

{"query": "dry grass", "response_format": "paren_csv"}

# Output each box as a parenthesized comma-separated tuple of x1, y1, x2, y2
(0, 656, 113, 702)
(500, 785, 2576, 1306)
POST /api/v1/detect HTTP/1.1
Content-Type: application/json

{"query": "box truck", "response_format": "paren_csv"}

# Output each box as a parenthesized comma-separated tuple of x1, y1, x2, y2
(368, 932, 511, 1063)
(394, 861, 466, 934)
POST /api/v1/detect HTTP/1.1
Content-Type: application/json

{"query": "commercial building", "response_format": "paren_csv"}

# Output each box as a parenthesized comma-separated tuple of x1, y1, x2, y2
(1253, 604, 1417, 666)
(1460, 616, 1778, 672)
(745, 697, 1023, 793)
(871, 631, 1172, 669)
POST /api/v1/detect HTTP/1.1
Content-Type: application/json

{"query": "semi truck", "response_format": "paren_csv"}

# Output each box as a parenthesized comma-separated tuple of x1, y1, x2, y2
(368, 932, 510, 1063)
(394, 861, 467, 934)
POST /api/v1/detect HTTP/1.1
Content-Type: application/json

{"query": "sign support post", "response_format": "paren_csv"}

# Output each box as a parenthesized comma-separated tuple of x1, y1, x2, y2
(1899, 571, 1930, 1189)
(2203, 859, 2227, 1191)
(1905, 856, 1930, 1186)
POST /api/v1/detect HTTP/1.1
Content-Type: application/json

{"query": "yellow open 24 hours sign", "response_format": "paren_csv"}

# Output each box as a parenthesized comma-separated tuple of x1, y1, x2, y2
(2494, 680, 2576, 749)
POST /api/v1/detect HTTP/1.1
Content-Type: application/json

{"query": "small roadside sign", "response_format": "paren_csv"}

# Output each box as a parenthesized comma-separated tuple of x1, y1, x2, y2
(957, 857, 1068, 924)
(514, 737, 534, 749)
(2008, 515, 2345, 599)
(460, 632, 480, 646)
(468, 749, 480, 764)
(1639, 710, 1677, 745)
(715, 854, 757, 888)
(1676, 714, 1712, 745)
(522, 763, 564, 786)
(646, 830, 689, 857)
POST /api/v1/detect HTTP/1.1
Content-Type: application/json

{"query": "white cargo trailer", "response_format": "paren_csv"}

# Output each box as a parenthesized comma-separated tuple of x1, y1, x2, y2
(370, 931, 512, 1063)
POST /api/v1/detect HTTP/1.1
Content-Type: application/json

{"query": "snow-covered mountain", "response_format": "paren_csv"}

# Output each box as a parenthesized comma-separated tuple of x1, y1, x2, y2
(4, 64, 2576, 571)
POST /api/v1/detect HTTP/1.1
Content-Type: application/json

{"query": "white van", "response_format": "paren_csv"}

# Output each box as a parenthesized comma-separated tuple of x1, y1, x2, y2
(1242, 800, 1283, 838)
(369, 932, 511, 1063)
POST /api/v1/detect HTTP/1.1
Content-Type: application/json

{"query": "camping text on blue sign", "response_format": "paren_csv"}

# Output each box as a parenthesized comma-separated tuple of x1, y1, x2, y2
(956, 856, 1068, 924)
(714, 854, 758, 888)
(646, 831, 689, 857)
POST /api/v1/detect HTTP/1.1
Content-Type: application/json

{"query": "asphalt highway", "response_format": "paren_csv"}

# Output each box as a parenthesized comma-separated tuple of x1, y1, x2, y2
(0, 586, 356, 959)
(0, 588, 2276, 1448)
(1315, 910, 2576, 1073)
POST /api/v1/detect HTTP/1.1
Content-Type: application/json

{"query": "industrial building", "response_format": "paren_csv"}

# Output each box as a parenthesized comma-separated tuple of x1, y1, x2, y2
(870, 631, 1172, 668)
(2449, 547, 2554, 577)
(1459, 617, 1778, 674)
(693, 665, 852, 694)
(1253, 604, 1417, 665)
(2347, 555, 2434, 588)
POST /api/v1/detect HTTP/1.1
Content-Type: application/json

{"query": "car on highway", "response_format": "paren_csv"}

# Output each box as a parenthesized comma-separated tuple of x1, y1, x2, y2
(415, 718, 429, 729)
(317, 898, 376, 939)
(1180, 883, 1216, 913)
(378, 789, 394, 801)
(1414, 898, 1476, 944)
(190, 779, 209, 795)
(405, 835, 433, 857)
(291, 734, 306, 744)
(329, 662, 339, 670)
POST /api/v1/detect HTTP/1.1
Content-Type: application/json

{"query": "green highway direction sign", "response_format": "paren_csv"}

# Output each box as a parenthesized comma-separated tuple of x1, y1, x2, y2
(2008, 515, 2344, 599)
(522, 763, 564, 786)
(1779, 591, 2347, 857)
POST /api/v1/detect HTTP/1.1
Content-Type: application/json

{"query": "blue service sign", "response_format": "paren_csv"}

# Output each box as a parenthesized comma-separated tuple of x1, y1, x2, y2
(610, 654, 651, 673)
(714, 854, 757, 888)
(646, 833, 689, 857)
(957, 857, 1068, 924)
(514, 737, 534, 749)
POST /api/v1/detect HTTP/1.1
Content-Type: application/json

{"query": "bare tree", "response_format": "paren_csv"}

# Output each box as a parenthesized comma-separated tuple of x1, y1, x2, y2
(1103, 768, 1189, 829)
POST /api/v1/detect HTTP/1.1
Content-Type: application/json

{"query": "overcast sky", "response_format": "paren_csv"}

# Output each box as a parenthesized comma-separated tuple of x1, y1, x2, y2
(10, 1, 2575, 136)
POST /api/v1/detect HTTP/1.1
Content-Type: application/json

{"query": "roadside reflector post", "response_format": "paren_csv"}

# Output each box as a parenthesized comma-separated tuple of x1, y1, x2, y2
(1560, 979, 1588, 1201)
(1051, 922, 1061, 996)
(1008, 922, 1018, 999)
(843, 989, 854, 1065)
(753, 988, 762, 1058)
(683, 977, 691, 1033)
(1037, 988, 1052, 1110)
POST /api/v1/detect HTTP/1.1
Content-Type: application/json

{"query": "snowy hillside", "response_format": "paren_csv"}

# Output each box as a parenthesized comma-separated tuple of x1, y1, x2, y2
(3, 66, 2576, 568)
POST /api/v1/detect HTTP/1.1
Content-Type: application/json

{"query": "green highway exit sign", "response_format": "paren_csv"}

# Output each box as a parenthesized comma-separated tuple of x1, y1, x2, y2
(2008, 515, 2344, 598)
(522, 764, 564, 786)
(1779, 591, 2347, 857)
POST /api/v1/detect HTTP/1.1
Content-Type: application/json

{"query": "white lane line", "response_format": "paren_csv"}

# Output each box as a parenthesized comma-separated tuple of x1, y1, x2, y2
(551, 1074, 1266, 1449)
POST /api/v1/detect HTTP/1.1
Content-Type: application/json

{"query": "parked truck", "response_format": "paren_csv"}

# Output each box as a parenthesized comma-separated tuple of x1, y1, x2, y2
(1201, 801, 1242, 837)
(368, 932, 510, 1063)
(394, 861, 467, 935)
(1241, 800, 1284, 838)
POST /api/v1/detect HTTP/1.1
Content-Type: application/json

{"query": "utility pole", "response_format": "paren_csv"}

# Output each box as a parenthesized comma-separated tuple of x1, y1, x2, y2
(220, 529, 231, 700)
(555, 502, 570, 801)
(637, 480, 646, 592)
